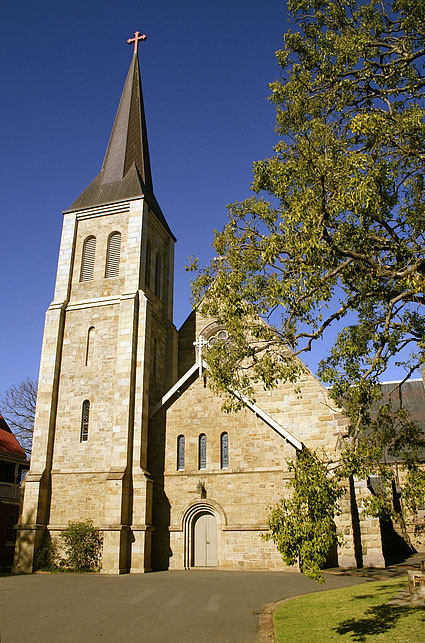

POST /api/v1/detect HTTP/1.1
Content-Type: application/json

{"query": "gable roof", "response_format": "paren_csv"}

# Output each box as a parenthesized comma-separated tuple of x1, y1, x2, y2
(380, 379, 425, 426)
(0, 414, 27, 459)
(373, 379, 425, 462)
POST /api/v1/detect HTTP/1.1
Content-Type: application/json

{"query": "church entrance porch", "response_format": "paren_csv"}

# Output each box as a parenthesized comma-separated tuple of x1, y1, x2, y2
(192, 512, 217, 567)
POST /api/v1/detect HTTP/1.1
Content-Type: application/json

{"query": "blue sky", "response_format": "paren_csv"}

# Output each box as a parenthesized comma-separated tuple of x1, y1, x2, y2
(0, 0, 415, 394)
(0, 0, 289, 393)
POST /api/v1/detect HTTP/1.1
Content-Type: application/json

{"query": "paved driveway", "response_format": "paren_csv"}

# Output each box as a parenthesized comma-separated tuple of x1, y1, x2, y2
(0, 570, 368, 642)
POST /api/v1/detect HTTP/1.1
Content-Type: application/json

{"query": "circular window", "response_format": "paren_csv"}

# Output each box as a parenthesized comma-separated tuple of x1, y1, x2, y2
(207, 330, 229, 347)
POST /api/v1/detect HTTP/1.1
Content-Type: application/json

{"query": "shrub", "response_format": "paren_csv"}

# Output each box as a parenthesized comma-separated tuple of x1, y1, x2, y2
(59, 520, 103, 572)
(33, 532, 58, 571)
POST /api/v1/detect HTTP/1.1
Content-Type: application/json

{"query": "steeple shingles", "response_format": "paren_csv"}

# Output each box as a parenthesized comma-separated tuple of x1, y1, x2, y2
(101, 53, 152, 188)
(66, 47, 174, 240)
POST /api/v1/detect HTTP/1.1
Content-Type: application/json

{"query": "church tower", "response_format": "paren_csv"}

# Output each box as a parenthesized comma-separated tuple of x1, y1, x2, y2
(14, 32, 176, 574)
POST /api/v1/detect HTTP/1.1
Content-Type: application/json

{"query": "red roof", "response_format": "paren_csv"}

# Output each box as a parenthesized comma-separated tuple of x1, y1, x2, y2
(0, 414, 27, 459)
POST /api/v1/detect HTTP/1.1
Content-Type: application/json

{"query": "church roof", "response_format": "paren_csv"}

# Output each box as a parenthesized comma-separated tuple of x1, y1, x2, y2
(0, 414, 27, 459)
(65, 45, 175, 241)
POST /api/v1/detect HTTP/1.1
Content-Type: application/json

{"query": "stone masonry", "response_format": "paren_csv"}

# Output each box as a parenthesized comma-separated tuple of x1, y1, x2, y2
(148, 311, 385, 571)
(14, 42, 388, 576)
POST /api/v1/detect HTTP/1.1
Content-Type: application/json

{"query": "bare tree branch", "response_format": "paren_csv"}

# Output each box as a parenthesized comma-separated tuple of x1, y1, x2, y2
(0, 378, 37, 458)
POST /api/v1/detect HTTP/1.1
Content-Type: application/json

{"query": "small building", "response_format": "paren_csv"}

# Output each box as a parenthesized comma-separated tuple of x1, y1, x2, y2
(0, 414, 29, 569)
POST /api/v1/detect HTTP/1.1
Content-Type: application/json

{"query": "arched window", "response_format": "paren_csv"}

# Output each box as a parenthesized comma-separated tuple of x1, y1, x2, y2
(198, 434, 206, 470)
(177, 435, 185, 471)
(145, 241, 151, 288)
(152, 338, 158, 380)
(105, 232, 121, 278)
(80, 400, 90, 442)
(85, 326, 95, 366)
(80, 236, 96, 282)
(220, 432, 229, 469)
(154, 251, 161, 297)
(207, 329, 230, 347)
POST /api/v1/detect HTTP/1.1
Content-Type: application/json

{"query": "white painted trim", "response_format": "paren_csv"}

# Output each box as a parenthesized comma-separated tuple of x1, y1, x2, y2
(205, 359, 302, 450)
(380, 378, 423, 385)
(325, 377, 423, 389)
(150, 358, 303, 451)
(65, 199, 135, 218)
(229, 386, 303, 451)
(66, 296, 121, 311)
(149, 362, 199, 418)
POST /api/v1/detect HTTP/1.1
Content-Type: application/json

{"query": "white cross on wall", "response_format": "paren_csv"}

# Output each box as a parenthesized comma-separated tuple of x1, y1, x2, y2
(193, 335, 209, 378)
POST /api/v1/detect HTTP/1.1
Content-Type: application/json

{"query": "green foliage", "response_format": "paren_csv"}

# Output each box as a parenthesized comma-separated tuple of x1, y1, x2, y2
(33, 533, 58, 571)
(34, 522, 103, 572)
(193, 0, 425, 412)
(192, 0, 425, 575)
(59, 520, 103, 572)
(264, 449, 345, 583)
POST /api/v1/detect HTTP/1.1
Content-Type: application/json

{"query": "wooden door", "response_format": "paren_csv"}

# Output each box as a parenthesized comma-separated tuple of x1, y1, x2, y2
(193, 512, 217, 567)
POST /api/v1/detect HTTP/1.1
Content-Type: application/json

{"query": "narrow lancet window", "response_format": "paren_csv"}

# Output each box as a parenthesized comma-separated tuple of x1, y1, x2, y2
(220, 432, 229, 469)
(177, 435, 185, 471)
(154, 251, 161, 297)
(85, 326, 95, 366)
(80, 400, 90, 442)
(80, 236, 96, 282)
(105, 232, 121, 278)
(198, 434, 206, 470)
(145, 241, 151, 288)
(152, 338, 158, 380)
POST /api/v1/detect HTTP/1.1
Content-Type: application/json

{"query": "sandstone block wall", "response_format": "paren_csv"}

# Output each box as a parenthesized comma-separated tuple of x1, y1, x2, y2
(147, 309, 364, 571)
(15, 197, 177, 573)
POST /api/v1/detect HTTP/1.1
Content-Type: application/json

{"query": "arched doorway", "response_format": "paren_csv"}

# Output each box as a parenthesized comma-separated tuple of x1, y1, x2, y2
(192, 511, 217, 567)
(182, 502, 223, 569)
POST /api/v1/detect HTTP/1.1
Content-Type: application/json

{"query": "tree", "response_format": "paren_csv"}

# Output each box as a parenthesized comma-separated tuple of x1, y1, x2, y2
(0, 378, 37, 457)
(264, 449, 345, 583)
(192, 0, 425, 576)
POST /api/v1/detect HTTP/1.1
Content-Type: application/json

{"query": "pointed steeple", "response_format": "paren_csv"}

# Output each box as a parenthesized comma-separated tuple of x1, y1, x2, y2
(66, 35, 174, 240)
(101, 52, 153, 189)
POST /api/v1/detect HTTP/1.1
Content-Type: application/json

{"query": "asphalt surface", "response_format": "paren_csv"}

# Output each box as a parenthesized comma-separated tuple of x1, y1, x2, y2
(0, 569, 370, 643)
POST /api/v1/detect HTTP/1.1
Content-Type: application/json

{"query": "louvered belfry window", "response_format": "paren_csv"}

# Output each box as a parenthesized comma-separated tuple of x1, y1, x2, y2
(105, 232, 121, 278)
(80, 236, 96, 282)
(80, 400, 90, 442)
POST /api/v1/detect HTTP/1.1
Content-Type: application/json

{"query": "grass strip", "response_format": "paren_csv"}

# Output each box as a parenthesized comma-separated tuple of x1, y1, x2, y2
(274, 577, 425, 642)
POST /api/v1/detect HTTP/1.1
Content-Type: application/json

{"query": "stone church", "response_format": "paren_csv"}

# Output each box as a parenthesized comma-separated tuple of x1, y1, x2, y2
(14, 34, 388, 574)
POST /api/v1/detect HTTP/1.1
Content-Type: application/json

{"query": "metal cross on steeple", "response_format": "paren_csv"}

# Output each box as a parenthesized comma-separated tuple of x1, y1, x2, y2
(127, 31, 147, 54)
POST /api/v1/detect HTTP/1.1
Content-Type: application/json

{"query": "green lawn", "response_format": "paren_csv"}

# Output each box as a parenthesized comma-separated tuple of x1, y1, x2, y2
(274, 577, 425, 642)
